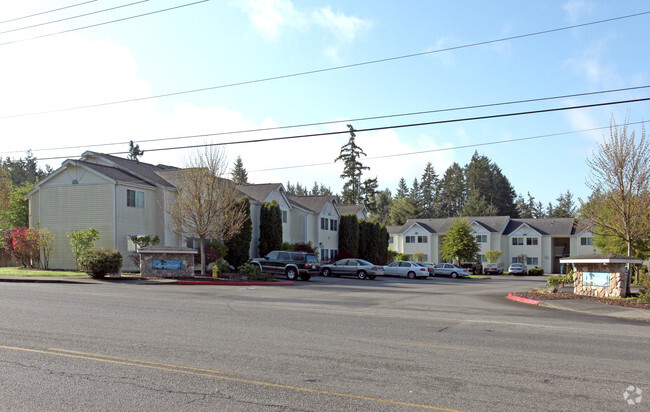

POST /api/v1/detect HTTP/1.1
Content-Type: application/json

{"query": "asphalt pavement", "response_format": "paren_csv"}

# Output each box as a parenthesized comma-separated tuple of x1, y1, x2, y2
(1, 274, 648, 321)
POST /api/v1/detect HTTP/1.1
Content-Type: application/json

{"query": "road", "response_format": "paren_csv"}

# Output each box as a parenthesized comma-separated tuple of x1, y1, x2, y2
(0, 275, 648, 411)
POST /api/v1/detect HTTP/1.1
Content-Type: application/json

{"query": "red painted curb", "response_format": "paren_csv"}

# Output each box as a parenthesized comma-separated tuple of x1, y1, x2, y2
(507, 293, 539, 306)
(177, 280, 294, 286)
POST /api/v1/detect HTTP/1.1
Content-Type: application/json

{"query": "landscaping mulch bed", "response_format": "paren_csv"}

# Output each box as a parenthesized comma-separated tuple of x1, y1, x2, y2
(511, 291, 650, 310)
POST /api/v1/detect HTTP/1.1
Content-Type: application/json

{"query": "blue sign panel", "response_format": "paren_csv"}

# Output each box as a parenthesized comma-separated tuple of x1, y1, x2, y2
(583, 271, 609, 287)
(152, 259, 183, 270)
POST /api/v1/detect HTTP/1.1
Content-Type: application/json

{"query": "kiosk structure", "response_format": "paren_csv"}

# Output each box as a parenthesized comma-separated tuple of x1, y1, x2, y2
(560, 254, 643, 298)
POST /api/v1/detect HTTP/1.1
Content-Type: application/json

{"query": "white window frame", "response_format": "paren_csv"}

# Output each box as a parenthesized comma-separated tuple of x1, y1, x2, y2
(526, 237, 538, 246)
(282, 210, 288, 223)
(476, 235, 487, 243)
(417, 236, 427, 244)
(580, 237, 592, 246)
(405, 236, 415, 243)
(512, 237, 524, 246)
(127, 189, 145, 208)
(526, 257, 539, 266)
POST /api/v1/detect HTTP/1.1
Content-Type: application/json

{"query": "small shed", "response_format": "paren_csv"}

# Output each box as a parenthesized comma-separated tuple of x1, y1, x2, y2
(138, 246, 198, 278)
(560, 254, 643, 298)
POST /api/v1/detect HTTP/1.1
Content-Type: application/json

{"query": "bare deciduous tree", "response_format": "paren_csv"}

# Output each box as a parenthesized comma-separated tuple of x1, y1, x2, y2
(168, 147, 248, 275)
(580, 115, 650, 295)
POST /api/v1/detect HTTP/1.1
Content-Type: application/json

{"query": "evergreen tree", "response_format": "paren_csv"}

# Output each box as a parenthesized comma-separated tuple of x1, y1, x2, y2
(231, 156, 248, 184)
(463, 191, 498, 217)
(389, 197, 418, 226)
(2, 151, 51, 186)
(409, 178, 423, 216)
(437, 162, 465, 217)
(464, 151, 492, 202)
(361, 177, 379, 213)
(515, 192, 535, 218)
(358, 220, 379, 263)
(127, 141, 144, 162)
(547, 190, 577, 218)
(225, 196, 252, 267)
(259, 200, 282, 256)
(420, 162, 439, 218)
(490, 164, 518, 217)
(286, 181, 295, 194)
(338, 214, 359, 258)
(395, 177, 409, 199)
(335, 124, 369, 204)
(372, 189, 393, 225)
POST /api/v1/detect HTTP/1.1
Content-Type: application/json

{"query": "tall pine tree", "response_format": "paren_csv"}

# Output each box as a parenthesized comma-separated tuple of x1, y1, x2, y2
(231, 156, 248, 184)
(420, 162, 439, 218)
(335, 124, 369, 204)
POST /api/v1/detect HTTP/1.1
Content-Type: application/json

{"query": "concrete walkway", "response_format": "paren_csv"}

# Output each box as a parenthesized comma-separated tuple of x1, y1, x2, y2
(507, 292, 650, 322)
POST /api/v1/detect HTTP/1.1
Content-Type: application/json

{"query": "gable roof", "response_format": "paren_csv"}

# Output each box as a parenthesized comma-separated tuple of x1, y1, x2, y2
(286, 195, 337, 215)
(77, 160, 156, 187)
(337, 204, 367, 217)
(503, 218, 577, 236)
(81, 151, 179, 189)
(397, 216, 511, 234)
(236, 183, 285, 203)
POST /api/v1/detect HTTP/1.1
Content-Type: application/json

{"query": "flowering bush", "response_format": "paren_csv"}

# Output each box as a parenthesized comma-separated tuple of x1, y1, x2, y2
(3, 227, 39, 268)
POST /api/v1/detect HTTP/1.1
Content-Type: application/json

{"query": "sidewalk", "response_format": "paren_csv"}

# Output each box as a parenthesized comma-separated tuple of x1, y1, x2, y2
(507, 293, 650, 322)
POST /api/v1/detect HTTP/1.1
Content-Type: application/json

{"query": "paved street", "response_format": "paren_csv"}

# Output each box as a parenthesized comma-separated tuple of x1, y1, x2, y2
(1, 275, 648, 411)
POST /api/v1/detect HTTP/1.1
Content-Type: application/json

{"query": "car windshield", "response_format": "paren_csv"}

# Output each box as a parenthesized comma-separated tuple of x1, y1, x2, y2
(511, 264, 523, 268)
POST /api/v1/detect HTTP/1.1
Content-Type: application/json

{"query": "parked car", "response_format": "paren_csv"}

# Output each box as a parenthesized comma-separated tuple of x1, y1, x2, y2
(321, 259, 383, 280)
(432, 263, 470, 278)
(460, 261, 483, 275)
(249, 251, 320, 281)
(483, 263, 505, 275)
(383, 261, 430, 279)
(508, 263, 527, 275)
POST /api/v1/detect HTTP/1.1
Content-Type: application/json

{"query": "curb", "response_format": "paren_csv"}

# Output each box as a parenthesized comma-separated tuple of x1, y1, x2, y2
(506, 292, 539, 306)
(177, 280, 294, 286)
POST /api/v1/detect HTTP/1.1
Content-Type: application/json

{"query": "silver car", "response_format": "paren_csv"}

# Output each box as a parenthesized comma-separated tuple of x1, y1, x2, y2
(383, 261, 430, 279)
(508, 263, 527, 275)
(320, 259, 383, 280)
(432, 263, 470, 278)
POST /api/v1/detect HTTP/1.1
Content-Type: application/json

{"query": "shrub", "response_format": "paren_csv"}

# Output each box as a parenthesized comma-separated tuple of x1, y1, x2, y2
(4, 227, 39, 268)
(547, 273, 573, 288)
(280, 242, 295, 251)
(528, 267, 544, 276)
(67, 228, 99, 269)
(193, 246, 221, 266)
(294, 242, 315, 253)
(239, 263, 275, 281)
(216, 257, 231, 274)
(637, 271, 650, 303)
(79, 249, 123, 278)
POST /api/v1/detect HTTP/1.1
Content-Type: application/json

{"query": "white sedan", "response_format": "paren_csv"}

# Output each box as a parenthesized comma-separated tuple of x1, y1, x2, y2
(432, 263, 470, 278)
(383, 261, 430, 279)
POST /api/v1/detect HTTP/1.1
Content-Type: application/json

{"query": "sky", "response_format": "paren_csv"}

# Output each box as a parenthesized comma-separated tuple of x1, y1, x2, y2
(1, 0, 649, 208)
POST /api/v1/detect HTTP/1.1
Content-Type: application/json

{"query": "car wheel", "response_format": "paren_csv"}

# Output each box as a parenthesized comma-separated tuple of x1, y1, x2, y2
(357, 271, 367, 280)
(450, 272, 458, 278)
(407, 271, 416, 279)
(285, 267, 297, 280)
(300, 274, 311, 281)
(322, 268, 331, 277)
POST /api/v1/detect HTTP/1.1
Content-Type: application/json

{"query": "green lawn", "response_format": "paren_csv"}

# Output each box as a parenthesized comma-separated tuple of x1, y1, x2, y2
(0, 267, 86, 277)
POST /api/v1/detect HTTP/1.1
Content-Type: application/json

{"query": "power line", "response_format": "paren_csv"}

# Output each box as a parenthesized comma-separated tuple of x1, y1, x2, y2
(32, 96, 650, 161)
(0, 1, 149, 36)
(0, 1, 98, 25)
(2, 9, 648, 120)
(250, 120, 650, 173)
(0, 0, 210, 47)
(7, 84, 650, 155)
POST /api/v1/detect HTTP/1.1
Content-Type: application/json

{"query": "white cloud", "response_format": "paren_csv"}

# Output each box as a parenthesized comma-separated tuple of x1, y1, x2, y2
(562, 0, 594, 24)
(239, 1, 371, 61)
(242, 0, 304, 41)
(312, 7, 372, 43)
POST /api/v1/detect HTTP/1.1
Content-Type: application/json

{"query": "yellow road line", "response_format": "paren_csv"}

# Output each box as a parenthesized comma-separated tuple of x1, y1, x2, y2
(47, 348, 236, 376)
(0, 345, 463, 412)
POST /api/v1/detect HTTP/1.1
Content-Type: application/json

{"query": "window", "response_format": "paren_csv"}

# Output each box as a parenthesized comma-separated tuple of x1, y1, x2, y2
(581, 237, 592, 246)
(526, 257, 539, 266)
(127, 235, 140, 252)
(330, 249, 337, 260)
(389, 236, 394, 244)
(278, 252, 290, 260)
(321, 248, 328, 260)
(405, 236, 415, 243)
(127, 189, 144, 208)
(282, 210, 288, 223)
(512, 237, 524, 246)
(476, 235, 487, 243)
(512, 256, 524, 263)
(526, 237, 538, 246)
(330, 219, 338, 231)
(321, 217, 328, 230)
(478, 254, 486, 263)
(417, 236, 427, 244)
